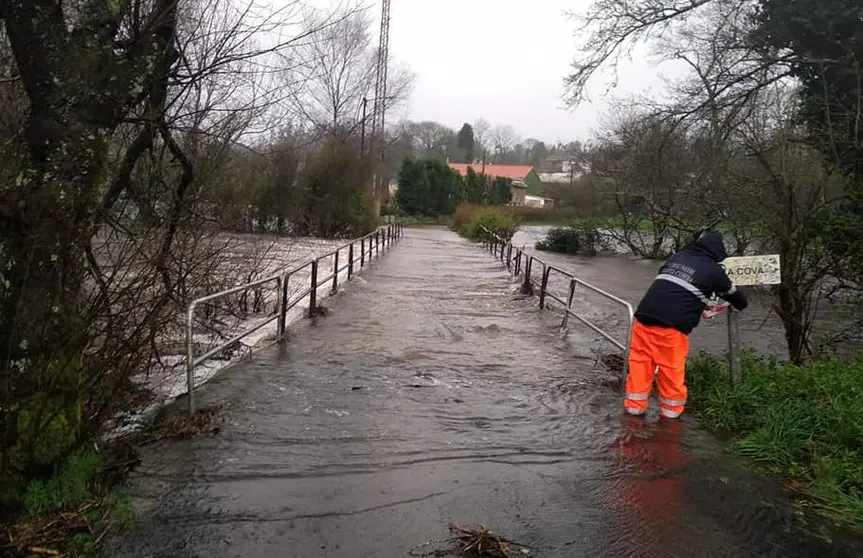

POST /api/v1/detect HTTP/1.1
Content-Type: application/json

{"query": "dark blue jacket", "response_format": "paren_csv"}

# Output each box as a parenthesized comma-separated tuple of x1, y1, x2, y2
(634, 231, 748, 335)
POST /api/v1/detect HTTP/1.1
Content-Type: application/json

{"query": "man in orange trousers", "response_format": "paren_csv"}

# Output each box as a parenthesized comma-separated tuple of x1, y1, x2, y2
(625, 231, 748, 418)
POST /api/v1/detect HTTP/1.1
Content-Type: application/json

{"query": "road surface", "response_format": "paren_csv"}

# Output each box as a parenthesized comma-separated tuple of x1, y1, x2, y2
(110, 227, 860, 557)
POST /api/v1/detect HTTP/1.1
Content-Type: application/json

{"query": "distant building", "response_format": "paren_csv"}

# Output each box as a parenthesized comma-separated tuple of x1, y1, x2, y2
(538, 154, 589, 184)
(447, 163, 543, 197)
(510, 180, 527, 205)
(524, 194, 555, 208)
(539, 153, 577, 174)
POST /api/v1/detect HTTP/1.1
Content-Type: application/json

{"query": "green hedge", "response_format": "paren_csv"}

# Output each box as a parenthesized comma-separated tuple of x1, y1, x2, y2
(535, 225, 601, 255)
(451, 203, 520, 243)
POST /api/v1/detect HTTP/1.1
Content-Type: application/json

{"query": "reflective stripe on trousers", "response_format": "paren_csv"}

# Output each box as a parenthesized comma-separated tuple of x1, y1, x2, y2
(660, 407, 682, 418)
(624, 320, 690, 417)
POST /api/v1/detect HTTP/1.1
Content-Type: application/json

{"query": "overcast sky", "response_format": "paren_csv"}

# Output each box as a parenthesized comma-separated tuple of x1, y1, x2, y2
(389, 0, 686, 143)
(298, 0, 682, 143)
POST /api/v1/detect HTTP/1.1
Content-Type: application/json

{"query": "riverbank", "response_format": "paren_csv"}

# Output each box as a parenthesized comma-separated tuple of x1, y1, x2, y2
(687, 351, 863, 531)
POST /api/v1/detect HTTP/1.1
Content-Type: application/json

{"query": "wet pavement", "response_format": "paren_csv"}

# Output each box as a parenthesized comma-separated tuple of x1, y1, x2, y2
(111, 226, 861, 557)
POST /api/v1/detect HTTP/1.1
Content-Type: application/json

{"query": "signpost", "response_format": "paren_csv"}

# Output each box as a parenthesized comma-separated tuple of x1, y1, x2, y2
(718, 255, 781, 384)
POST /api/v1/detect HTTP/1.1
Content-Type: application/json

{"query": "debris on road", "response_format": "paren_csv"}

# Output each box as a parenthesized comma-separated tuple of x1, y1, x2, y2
(146, 406, 222, 441)
(410, 524, 530, 557)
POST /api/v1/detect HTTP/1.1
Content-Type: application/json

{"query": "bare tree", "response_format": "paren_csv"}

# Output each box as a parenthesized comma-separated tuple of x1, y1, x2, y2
(0, 0, 345, 503)
(730, 84, 841, 362)
(286, 5, 414, 136)
(564, 0, 715, 107)
(473, 118, 491, 161)
(490, 123, 519, 163)
(288, 8, 374, 131)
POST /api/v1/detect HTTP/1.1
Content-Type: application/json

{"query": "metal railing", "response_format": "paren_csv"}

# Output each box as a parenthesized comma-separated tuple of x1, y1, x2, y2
(479, 227, 634, 373)
(185, 221, 404, 414)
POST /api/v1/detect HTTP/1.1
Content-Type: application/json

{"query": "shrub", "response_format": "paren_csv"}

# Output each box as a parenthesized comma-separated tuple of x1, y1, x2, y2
(451, 203, 520, 242)
(686, 351, 863, 528)
(535, 223, 603, 255)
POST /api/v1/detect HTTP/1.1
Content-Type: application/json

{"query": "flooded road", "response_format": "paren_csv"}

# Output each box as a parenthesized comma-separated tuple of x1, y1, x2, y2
(112, 227, 859, 557)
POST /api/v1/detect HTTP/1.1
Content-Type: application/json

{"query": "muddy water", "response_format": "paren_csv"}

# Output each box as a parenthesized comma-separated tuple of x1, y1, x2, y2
(111, 227, 859, 557)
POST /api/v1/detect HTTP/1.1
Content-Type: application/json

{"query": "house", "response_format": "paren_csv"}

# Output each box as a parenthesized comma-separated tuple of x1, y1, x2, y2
(510, 180, 528, 205)
(538, 154, 589, 184)
(539, 154, 577, 174)
(447, 163, 543, 196)
(524, 194, 555, 208)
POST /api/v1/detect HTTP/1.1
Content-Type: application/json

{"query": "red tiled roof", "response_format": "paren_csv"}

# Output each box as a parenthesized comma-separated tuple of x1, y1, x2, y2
(448, 163, 534, 181)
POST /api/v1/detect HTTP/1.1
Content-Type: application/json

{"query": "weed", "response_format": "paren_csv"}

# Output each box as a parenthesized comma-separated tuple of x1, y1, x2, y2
(24, 450, 103, 517)
(687, 351, 863, 528)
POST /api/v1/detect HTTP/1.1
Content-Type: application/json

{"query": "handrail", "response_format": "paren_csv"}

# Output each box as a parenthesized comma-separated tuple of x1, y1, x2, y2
(478, 226, 634, 372)
(185, 221, 404, 414)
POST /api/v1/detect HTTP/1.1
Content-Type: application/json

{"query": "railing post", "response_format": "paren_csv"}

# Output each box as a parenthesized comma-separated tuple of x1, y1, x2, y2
(186, 302, 197, 416)
(562, 279, 576, 329)
(279, 274, 289, 338)
(506, 244, 512, 271)
(521, 257, 533, 295)
(332, 249, 339, 293)
(308, 259, 318, 318)
(376, 230, 380, 255)
(623, 308, 634, 378)
(728, 309, 742, 384)
(361, 237, 365, 267)
(539, 264, 550, 309)
(348, 243, 354, 279)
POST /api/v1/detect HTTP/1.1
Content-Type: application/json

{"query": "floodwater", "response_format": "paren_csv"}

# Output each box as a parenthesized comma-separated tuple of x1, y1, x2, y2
(111, 226, 860, 557)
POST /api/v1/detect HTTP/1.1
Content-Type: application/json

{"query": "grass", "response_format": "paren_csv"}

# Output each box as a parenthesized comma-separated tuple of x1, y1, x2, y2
(393, 214, 451, 226)
(686, 351, 863, 530)
(2, 445, 139, 557)
(1, 407, 222, 556)
(568, 215, 667, 231)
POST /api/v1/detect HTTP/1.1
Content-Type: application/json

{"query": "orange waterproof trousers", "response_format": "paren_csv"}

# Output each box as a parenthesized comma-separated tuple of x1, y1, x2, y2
(625, 320, 689, 418)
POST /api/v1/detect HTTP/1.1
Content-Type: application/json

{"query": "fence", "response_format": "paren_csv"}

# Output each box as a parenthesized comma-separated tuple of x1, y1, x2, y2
(479, 227, 634, 373)
(185, 222, 404, 414)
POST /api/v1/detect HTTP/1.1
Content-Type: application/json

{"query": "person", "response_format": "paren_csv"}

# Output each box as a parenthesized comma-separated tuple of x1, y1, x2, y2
(624, 231, 748, 418)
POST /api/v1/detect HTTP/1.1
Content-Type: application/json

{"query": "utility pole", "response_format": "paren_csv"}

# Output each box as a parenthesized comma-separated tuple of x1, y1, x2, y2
(361, 97, 367, 156)
(370, 0, 391, 212)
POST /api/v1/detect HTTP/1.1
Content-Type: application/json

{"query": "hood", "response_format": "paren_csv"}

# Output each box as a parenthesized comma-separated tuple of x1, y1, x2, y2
(689, 231, 727, 261)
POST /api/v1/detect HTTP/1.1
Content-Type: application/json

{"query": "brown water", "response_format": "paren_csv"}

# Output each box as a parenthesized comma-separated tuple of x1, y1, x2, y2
(110, 226, 859, 557)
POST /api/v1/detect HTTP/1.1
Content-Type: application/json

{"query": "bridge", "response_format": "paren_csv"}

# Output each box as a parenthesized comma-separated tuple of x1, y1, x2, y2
(110, 226, 858, 557)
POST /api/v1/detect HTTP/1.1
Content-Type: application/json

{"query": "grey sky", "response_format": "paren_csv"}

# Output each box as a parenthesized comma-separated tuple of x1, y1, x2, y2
(385, 0, 677, 143)
(295, 0, 681, 143)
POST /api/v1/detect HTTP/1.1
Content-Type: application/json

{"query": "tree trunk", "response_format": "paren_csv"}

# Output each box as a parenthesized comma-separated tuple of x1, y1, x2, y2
(0, 131, 107, 478)
(776, 236, 809, 364)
